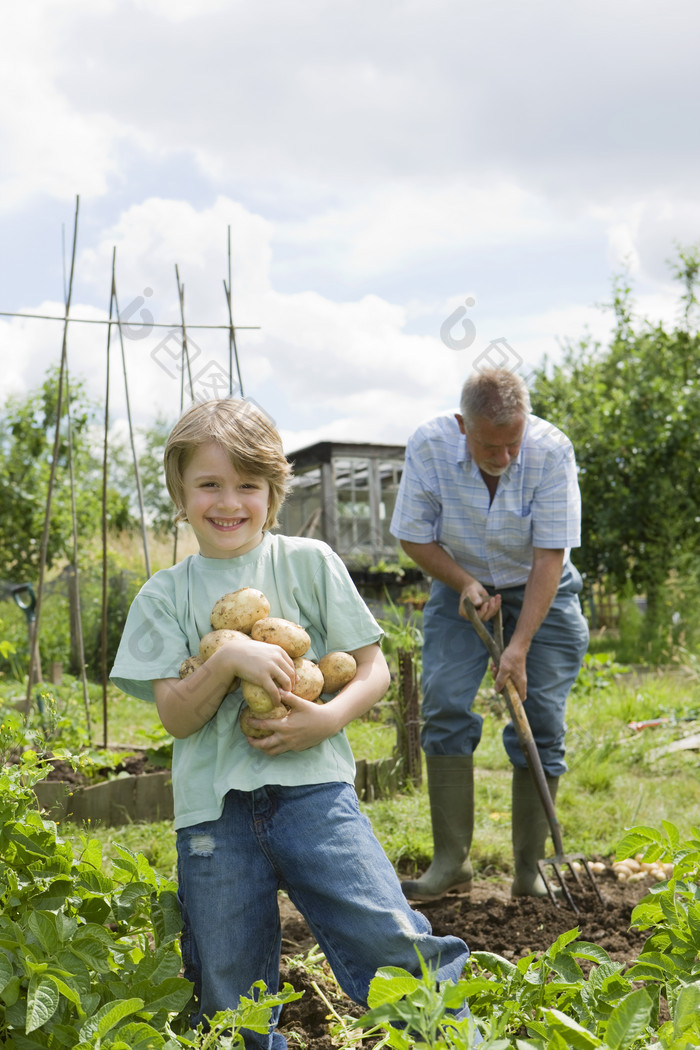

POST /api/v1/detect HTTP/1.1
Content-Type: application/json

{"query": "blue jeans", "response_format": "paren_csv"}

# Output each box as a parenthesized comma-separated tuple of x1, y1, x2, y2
(421, 566, 589, 775)
(176, 782, 474, 1049)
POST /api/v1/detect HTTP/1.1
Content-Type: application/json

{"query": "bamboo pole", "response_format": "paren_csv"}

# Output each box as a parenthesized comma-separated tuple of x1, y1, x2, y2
(63, 355, 93, 744)
(0, 310, 260, 333)
(100, 249, 117, 747)
(113, 270, 152, 579)
(26, 195, 80, 714)
(175, 264, 195, 398)
(224, 225, 245, 397)
(172, 264, 198, 566)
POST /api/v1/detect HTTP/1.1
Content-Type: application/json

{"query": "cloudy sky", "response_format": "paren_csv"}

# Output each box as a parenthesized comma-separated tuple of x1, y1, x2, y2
(1, 0, 698, 453)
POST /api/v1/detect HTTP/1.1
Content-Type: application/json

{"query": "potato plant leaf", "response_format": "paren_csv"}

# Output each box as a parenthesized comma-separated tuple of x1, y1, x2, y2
(130, 975, 193, 1016)
(0, 951, 13, 992)
(367, 966, 421, 1007)
(604, 987, 654, 1049)
(670, 981, 700, 1040)
(112, 1020, 168, 1050)
(25, 973, 60, 1033)
(541, 1007, 603, 1048)
(150, 889, 184, 947)
(78, 996, 145, 1040)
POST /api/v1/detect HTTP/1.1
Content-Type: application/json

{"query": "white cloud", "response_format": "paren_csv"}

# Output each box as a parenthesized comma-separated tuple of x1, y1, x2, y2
(2, 0, 700, 459)
(0, 4, 122, 210)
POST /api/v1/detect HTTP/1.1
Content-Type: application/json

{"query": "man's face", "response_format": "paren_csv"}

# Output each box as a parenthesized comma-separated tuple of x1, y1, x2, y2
(456, 412, 526, 477)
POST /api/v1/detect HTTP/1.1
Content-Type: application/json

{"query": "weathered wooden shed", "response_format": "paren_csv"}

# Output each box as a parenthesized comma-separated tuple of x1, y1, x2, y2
(278, 440, 407, 567)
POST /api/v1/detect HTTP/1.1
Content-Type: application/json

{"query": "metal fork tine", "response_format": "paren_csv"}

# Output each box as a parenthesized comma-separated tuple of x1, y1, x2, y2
(578, 856, 607, 907)
(539, 859, 579, 913)
(538, 853, 607, 913)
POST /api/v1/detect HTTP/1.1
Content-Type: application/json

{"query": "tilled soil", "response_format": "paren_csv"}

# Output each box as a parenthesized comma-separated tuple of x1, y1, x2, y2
(277, 870, 654, 1049)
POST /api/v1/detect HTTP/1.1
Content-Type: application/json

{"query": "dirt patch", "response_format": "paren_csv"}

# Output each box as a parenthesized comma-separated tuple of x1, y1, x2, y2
(277, 870, 654, 1048)
(38, 751, 163, 784)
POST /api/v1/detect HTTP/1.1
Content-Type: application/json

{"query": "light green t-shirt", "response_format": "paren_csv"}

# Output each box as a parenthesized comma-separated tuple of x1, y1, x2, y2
(110, 533, 382, 830)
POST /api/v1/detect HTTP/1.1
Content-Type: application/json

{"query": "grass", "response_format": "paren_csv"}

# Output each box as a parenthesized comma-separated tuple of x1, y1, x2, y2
(3, 640, 700, 889)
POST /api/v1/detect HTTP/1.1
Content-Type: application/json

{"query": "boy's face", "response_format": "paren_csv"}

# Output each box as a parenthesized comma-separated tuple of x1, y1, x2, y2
(180, 442, 270, 559)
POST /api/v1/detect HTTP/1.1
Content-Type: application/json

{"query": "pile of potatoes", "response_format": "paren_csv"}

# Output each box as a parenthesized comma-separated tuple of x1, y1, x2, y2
(566, 856, 674, 885)
(611, 855, 674, 884)
(179, 586, 357, 739)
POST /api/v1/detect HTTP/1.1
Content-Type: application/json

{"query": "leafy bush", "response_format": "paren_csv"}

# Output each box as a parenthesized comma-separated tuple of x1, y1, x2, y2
(0, 750, 191, 1047)
(0, 750, 301, 1049)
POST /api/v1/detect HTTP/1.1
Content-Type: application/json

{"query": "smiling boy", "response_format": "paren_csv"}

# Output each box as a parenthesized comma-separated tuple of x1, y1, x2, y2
(110, 398, 476, 1049)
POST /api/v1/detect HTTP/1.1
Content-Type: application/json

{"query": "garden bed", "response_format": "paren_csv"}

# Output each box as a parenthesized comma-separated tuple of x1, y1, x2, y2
(31, 752, 174, 826)
(276, 870, 657, 1048)
(31, 752, 402, 826)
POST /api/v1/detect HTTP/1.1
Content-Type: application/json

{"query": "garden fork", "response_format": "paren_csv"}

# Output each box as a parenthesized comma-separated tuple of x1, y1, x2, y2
(461, 595, 605, 913)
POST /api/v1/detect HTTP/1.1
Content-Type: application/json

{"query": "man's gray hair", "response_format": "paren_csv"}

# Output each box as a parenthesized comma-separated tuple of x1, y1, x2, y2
(460, 369, 531, 428)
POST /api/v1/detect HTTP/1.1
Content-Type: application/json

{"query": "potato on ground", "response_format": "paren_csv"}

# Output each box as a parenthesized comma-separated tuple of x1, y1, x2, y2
(211, 587, 270, 633)
(292, 657, 325, 701)
(251, 617, 311, 658)
(240, 702, 288, 739)
(318, 651, 357, 693)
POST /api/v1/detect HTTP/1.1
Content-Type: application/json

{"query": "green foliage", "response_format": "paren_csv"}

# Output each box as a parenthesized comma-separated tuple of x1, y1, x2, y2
(108, 414, 177, 537)
(0, 749, 192, 1047)
(530, 246, 700, 642)
(0, 742, 301, 1049)
(569, 653, 630, 697)
(378, 592, 424, 667)
(349, 955, 482, 1048)
(76, 559, 143, 681)
(0, 368, 133, 578)
(619, 823, 700, 1018)
(346, 824, 700, 1048)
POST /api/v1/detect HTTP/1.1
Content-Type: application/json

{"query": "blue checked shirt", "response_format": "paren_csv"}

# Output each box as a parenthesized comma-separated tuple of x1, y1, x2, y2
(390, 413, 581, 588)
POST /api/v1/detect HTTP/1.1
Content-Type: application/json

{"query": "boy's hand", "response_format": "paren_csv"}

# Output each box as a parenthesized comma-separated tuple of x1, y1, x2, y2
(245, 693, 339, 755)
(226, 636, 297, 703)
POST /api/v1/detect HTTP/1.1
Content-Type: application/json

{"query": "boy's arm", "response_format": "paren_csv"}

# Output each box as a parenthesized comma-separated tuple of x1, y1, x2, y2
(246, 642, 390, 756)
(153, 633, 297, 739)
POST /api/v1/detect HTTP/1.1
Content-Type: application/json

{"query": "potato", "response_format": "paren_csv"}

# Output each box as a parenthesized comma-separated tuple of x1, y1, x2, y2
(180, 650, 240, 694)
(292, 658, 324, 701)
(240, 702, 287, 739)
(318, 651, 357, 693)
(211, 587, 270, 633)
(241, 679, 278, 716)
(179, 654, 204, 678)
(627, 871, 648, 884)
(199, 628, 246, 662)
(251, 617, 311, 658)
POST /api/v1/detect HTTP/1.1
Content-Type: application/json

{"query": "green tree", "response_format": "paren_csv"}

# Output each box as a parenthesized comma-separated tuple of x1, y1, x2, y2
(530, 248, 700, 640)
(0, 368, 132, 579)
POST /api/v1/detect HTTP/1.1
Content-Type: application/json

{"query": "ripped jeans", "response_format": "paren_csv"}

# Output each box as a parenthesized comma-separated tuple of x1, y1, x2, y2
(176, 782, 473, 1049)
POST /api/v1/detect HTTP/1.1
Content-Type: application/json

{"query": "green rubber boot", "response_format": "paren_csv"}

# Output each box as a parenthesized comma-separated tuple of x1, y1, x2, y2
(511, 766, 560, 898)
(401, 754, 474, 901)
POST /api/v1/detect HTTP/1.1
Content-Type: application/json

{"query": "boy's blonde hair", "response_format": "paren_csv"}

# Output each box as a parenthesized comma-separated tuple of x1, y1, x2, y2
(164, 398, 292, 531)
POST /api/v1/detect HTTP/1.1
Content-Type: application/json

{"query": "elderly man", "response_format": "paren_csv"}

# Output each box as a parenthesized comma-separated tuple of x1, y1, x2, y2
(390, 368, 589, 900)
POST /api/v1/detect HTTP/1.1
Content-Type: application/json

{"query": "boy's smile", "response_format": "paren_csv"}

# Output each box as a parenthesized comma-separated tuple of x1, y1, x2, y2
(181, 442, 270, 559)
